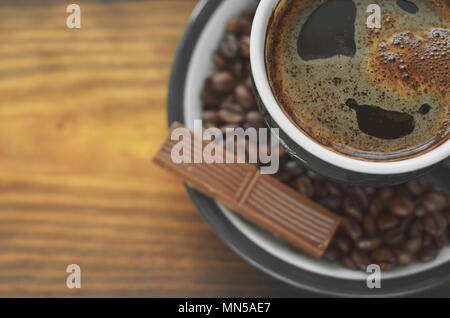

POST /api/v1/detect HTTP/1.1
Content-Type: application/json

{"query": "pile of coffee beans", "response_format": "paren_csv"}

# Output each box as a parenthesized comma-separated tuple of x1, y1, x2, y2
(201, 8, 266, 134)
(200, 8, 450, 271)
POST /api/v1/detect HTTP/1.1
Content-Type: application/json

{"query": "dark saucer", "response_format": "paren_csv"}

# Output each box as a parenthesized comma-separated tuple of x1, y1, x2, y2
(166, 0, 450, 297)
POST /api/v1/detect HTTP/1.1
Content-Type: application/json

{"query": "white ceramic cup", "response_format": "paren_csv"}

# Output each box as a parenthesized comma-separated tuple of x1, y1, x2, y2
(181, 0, 450, 286)
(250, 0, 450, 186)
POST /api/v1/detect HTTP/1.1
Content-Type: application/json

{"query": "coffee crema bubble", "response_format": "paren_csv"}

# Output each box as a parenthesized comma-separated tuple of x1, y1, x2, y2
(265, 0, 449, 160)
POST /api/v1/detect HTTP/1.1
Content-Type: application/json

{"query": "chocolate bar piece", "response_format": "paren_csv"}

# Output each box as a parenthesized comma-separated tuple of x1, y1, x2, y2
(153, 123, 341, 258)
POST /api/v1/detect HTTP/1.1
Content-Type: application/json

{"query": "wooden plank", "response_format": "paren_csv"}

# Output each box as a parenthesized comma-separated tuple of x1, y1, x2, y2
(0, 0, 314, 297)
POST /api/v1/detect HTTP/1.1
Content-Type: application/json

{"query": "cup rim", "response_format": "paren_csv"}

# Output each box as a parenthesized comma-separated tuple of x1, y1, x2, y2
(250, 0, 450, 175)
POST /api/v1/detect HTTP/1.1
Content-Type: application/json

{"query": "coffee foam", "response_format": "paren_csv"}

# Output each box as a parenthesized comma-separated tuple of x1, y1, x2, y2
(366, 29, 448, 98)
(266, 0, 449, 160)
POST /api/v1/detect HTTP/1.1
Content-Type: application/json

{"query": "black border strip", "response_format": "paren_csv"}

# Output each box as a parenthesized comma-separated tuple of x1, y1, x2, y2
(166, 0, 450, 297)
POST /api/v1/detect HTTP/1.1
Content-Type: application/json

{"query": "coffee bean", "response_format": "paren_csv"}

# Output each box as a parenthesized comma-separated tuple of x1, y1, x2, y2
(399, 216, 412, 232)
(351, 188, 369, 209)
(292, 176, 314, 198)
(403, 237, 422, 254)
(408, 219, 424, 237)
(218, 109, 244, 124)
(313, 181, 327, 199)
(282, 161, 305, 177)
(274, 171, 292, 183)
(422, 192, 448, 213)
(208, 71, 235, 94)
(334, 236, 352, 255)
(237, 17, 252, 36)
(419, 246, 438, 262)
(306, 170, 325, 181)
(362, 215, 377, 236)
(341, 256, 358, 270)
(243, 75, 253, 89)
(239, 36, 250, 58)
(202, 122, 216, 130)
(379, 262, 395, 271)
(445, 216, 450, 238)
(414, 204, 428, 218)
(417, 178, 432, 191)
(245, 111, 266, 129)
(235, 84, 256, 109)
(378, 188, 393, 201)
(232, 61, 245, 79)
(213, 52, 229, 69)
(423, 212, 447, 236)
(443, 210, 450, 225)
(356, 237, 381, 252)
(369, 198, 384, 217)
(241, 7, 256, 20)
(320, 196, 342, 211)
(388, 194, 414, 217)
(341, 217, 362, 241)
(201, 88, 221, 107)
(351, 250, 370, 270)
(383, 228, 405, 247)
(377, 214, 399, 231)
(395, 249, 413, 266)
(225, 17, 241, 34)
(324, 246, 341, 261)
(371, 248, 396, 269)
(202, 110, 220, 125)
(406, 180, 424, 196)
(343, 196, 363, 222)
(219, 34, 239, 60)
(434, 234, 446, 248)
(325, 183, 341, 196)
(422, 234, 433, 247)
(221, 98, 244, 114)
(243, 61, 251, 75)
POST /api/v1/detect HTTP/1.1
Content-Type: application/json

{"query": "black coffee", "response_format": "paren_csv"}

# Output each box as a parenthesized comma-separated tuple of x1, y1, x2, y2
(265, 0, 449, 160)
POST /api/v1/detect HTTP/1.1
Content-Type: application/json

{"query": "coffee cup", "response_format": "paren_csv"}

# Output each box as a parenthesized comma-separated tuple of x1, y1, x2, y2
(250, 0, 450, 186)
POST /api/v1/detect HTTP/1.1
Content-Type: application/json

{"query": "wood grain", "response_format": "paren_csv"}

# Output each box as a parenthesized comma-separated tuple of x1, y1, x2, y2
(0, 0, 314, 297)
(0, 0, 447, 298)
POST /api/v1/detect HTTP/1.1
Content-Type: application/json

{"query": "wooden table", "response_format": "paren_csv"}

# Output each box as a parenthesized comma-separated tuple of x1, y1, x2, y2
(0, 0, 447, 297)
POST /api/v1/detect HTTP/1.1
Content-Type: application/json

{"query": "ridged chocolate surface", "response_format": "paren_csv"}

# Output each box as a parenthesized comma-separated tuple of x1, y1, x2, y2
(154, 124, 341, 258)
